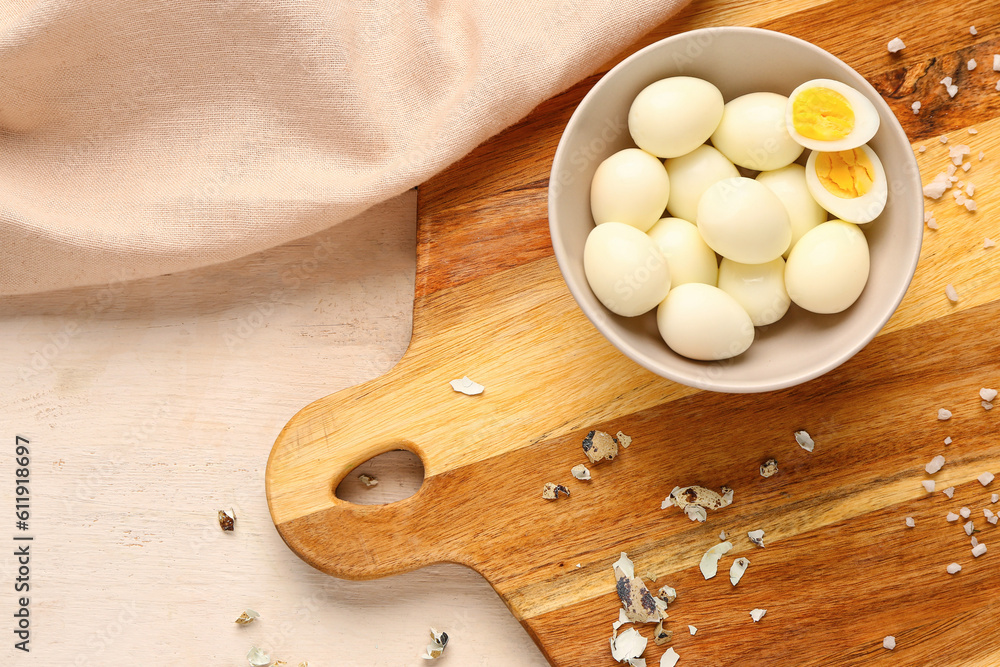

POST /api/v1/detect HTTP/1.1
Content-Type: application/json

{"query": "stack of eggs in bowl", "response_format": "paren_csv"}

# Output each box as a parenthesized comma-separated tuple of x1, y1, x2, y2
(584, 75, 885, 362)
(548, 29, 923, 392)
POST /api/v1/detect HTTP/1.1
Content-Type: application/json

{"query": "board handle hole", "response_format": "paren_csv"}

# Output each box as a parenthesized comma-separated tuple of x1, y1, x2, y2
(334, 449, 424, 505)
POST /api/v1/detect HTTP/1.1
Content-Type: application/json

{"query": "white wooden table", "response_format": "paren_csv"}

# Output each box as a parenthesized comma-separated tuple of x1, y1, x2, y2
(1, 190, 548, 665)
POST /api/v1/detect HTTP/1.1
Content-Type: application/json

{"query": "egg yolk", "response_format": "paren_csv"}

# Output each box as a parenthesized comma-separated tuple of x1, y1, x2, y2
(815, 148, 875, 199)
(792, 88, 855, 141)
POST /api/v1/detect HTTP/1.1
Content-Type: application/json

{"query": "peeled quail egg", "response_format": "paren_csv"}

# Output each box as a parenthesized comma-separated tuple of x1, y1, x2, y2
(590, 148, 670, 232)
(710, 92, 804, 171)
(756, 164, 827, 257)
(786, 79, 880, 152)
(804, 144, 887, 224)
(647, 217, 718, 286)
(584, 222, 671, 316)
(657, 283, 754, 361)
(628, 77, 725, 158)
(697, 177, 791, 264)
(717, 257, 790, 326)
(784, 220, 870, 314)
(664, 145, 740, 223)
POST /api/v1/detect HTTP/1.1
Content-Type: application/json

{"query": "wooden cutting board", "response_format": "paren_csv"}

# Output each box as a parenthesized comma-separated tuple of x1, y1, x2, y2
(266, 1, 1000, 664)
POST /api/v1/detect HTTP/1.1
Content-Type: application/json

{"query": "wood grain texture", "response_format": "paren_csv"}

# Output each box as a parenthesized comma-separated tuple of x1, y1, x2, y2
(267, 0, 1000, 664)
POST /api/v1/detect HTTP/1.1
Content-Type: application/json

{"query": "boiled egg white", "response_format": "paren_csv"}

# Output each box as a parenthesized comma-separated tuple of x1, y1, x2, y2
(717, 257, 790, 326)
(755, 164, 827, 257)
(584, 222, 671, 316)
(590, 148, 670, 232)
(786, 79, 880, 152)
(804, 144, 887, 224)
(663, 145, 740, 223)
(629, 77, 725, 158)
(647, 217, 718, 286)
(710, 92, 804, 171)
(656, 283, 754, 361)
(697, 177, 791, 264)
(784, 220, 870, 314)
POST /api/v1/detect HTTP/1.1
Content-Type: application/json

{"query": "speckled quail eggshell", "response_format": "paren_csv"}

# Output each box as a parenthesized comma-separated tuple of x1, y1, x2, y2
(590, 148, 670, 232)
(710, 92, 804, 171)
(697, 177, 791, 264)
(647, 217, 718, 286)
(584, 222, 671, 317)
(804, 144, 887, 224)
(785, 78, 880, 152)
(657, 283, 754, 361)
(664, 145, 740, 223)
(628, 77, 725, 158)
(784, 220, 870, 314)
(718, 257, 790, 326)
(756, 164, 827, 257)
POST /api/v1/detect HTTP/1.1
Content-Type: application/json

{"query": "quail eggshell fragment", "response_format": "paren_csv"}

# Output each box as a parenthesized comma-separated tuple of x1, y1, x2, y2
(628, 77, 725, 158)
(717, 257, 790, 327)
(663, 145, 740, 223)
(584, 222, 671, 317)
(590, 148, 670, 231)
(657, 284, 754, 361)
(785, 220, 870, 314)
(697, 177, 791, 264)
(805, 144, 887, 224)
(647, 217, 719, 287)
(755, 164, 827, 257)
(710, 92, 804, 171)
(786, 79, 881, 152)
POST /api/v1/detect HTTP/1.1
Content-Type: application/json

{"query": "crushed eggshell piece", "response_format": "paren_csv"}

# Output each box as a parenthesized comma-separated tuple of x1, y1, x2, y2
(748, 529, 766, 548)
(616, 431, 632, 448)
(688, 625, 697, 636)
(582, 430, 619, 463)
(218, 508, 236, 532)
(700, 541, 733, 579)
(542, 483, 570, 500)
(247, 646, 272, 667)
(719, 530, 728, 541)
(730, 557, 750, 586)
(420, 628, 449, 660)
(609, 627, 647, 663)
(236, 609, 260, 625)
(658, 585, 677, 604)
(760, 458, 778, 478)
(750, 609, 767, 623)
(614, 566, 662, 623)
(660, 647, 680, 667)
(449, 376, 484, 395)
(663, 485, 733, 522)
(571, 464, 592, 481)
(653, 621, 673, 646)
(794, 430, 814, 452)
(358, 474, 379, 487)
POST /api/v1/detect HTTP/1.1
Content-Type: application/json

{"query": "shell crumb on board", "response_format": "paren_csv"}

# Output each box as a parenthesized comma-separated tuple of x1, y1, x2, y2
(420, 628, 448, 660)
(235, 609, 260, 625)
(662, 485, 734, 522)
(617, 431, 632, 448)
(699, 541, 733, 579)
(794, 430, 814, 452)
(748, 529, 766, 548)
(218, 508, 236, 532)
(660, 647, 680, 667)
(449, 376, 484, 395)
(358, 473, 379, 487)
(750, 609, 767, 623)
(759, 458, 778, 478)
(653, 621, 673, 645)
(571, 464, 592, 481)
(730, 557, 750, 586)
(542, 483, 570, 500)
(582, 430, 619, 463)
(247, 646, 271, 667)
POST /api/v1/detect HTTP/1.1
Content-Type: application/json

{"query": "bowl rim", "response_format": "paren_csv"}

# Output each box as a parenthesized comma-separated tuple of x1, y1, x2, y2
(548, 26, 923, 393)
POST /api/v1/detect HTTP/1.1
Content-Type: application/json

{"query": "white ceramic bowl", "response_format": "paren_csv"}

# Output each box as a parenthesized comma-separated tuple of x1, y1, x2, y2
(549, 27, 923, 393)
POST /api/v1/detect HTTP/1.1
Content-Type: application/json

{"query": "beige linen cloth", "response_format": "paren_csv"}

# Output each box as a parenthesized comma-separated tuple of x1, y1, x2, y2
(0, 0, 690, 295)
